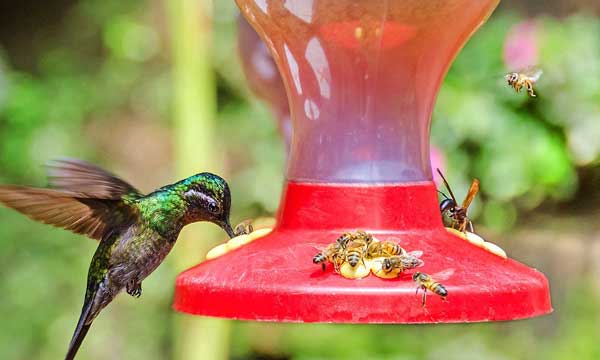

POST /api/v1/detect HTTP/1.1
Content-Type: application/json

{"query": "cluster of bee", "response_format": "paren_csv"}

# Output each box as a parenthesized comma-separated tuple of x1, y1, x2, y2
(311, 166, 511, 307)
(313, 231, 448, 306)
(505, 68, 543, 97)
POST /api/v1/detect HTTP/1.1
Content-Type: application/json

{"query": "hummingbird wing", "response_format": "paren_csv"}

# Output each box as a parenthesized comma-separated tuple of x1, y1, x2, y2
(0, 186, 136, 241)
(46, 158, 142, 200)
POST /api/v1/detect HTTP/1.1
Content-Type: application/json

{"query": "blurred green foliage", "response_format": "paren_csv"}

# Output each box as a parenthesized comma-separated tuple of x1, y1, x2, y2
(0, 1, 600, 359)
(433, 15, 600, 231)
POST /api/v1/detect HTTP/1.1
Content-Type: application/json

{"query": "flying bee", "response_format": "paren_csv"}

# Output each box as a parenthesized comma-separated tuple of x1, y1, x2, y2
(413, 269, 454, 307)
(505, 68, 543, 97)
(367, 238, 406, 258)
(381, 251, 423, 273)
(437, 168, 479, 234)
(313, 242, 343, 272)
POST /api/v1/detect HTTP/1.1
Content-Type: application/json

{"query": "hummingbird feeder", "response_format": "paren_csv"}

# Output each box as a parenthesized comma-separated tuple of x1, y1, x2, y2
(174, 0, 552, 323)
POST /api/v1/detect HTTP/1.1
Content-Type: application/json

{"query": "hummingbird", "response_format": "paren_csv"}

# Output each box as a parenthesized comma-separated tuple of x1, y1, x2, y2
(0, 159, 236, 360)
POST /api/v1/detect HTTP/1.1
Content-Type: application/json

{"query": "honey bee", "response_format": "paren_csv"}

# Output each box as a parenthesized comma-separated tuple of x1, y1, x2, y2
(234, 219, 254, 236)
(505, 68, 543, 97)
(335, 230, 369, 248)
(413, 269, 454, 307)
(344, 233, 373, 267)
(313, 230, 373, 272)
(313, 242, 344, 272)
(381, 251, 423, 274)
(367, 239, 406, 258)
(437, 168, 479, 234)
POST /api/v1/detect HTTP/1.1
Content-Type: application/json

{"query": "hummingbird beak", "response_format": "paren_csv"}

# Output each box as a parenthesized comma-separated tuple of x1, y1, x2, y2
(221, 221, 235, 238)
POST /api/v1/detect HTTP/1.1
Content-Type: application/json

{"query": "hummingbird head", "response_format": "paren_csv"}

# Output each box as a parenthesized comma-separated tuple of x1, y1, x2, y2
(179, 173, 235, 238)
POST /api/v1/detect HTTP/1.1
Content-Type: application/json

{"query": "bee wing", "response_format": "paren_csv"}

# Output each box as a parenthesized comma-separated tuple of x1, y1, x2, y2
(461, 178, 480, 209)
(530, 70, 543, 82)
(405, 250, 423, 258)
(309, 244, 328, 252)
(431, 268, 455, 281)
(524, 68, 543, 82)
(406, 257, 424, 268)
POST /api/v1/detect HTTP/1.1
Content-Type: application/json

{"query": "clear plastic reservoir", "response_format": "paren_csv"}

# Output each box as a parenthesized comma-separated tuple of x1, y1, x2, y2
(237, 0, 498, 183)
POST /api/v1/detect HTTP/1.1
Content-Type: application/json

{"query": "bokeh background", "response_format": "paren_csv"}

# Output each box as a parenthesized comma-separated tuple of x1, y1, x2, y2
(1, 0, 600, 359)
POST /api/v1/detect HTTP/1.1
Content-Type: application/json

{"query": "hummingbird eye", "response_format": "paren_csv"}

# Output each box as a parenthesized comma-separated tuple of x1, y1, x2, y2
(207, 201, 220, 214)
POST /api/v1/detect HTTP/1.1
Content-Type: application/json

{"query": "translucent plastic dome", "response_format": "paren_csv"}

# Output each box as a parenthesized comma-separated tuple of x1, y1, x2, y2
(238, 0, 497, 182)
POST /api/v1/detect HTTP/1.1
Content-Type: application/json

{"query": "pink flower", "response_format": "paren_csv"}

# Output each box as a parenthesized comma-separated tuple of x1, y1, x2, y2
(503, 21, 539, 71)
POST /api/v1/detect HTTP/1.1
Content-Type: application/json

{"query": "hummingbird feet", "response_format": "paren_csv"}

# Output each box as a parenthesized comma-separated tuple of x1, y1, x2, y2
(126, 282, 142, 298)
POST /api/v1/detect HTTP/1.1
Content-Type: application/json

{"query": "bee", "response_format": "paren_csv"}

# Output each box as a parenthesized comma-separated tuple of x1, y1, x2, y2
(234, 219, 254, 236)
(505, 68, 543, 97)
(313, 242, 344, 272)
(437, 168, 479, 234)
(382, 251, 423, 272)
(344, 236, 372, 267)
(335, 230, 369, 248)
(367, 238, 406, 258)
(313, 230, 373, 272)
(413, 269, 454, 307)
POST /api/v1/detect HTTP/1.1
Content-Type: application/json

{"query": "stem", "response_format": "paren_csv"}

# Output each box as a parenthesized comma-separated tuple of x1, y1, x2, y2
(167, 0, 230, 359)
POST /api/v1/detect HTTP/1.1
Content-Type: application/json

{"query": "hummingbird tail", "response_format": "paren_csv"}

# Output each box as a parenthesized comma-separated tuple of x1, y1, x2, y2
(65, 300, 94, 360)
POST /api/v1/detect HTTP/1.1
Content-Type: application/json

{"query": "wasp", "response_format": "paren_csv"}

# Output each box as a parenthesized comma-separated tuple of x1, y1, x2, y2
(367, 238, 406, 258)
(505, 68, 543, 97)
(437, 169, 479, 234)
(413, 269, 454, 307)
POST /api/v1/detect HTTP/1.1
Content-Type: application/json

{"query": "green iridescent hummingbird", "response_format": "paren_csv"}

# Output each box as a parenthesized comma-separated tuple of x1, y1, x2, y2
(0, 159, 236, 360)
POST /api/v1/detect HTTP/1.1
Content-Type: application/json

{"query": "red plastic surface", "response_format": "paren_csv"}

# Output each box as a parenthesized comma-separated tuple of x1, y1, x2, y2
(174, 182, 552, 323)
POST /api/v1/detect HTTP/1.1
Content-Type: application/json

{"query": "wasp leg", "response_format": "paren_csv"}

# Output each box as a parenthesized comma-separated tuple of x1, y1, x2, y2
(468, 220, 474, 234)
(458, 221, 467, 234)
(321, 262, 326, 272)
(421, 288, 427, 308)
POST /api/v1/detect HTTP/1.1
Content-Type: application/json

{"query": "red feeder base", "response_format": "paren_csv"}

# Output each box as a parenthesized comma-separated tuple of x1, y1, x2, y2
(173, 182, 552, 323)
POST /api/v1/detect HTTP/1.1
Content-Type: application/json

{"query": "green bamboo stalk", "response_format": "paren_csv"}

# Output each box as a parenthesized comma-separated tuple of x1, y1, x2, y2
(166, 0, 230, 359)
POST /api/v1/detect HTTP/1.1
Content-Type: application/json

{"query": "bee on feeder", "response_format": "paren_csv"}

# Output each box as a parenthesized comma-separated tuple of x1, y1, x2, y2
(373, 251, 424, 279)
(344, 238, 371, 267)
(437, 168, 479, 234)
(234, 219, 254, 236)
(342, 230, 373, 247)
(313, 242, 344, 272)
(382, 251, 423, 272)
(413, 269, 454, 307)
(367, 238, 406, 258)
(313, 230, 372, 272)
(505, 68, 543, 97)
